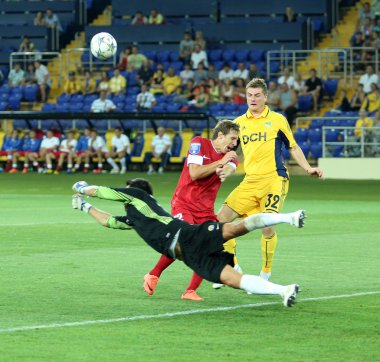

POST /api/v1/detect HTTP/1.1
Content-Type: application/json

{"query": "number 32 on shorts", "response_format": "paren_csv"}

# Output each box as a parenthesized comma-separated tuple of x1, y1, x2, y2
(264, 193, 281, 212)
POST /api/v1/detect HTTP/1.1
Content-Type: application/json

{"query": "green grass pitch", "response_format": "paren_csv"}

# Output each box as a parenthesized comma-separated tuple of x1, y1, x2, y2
(0, 172, 379, 361)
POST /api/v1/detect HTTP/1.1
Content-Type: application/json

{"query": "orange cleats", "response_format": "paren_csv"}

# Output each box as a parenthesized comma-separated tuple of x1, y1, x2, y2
(22, 168, 28, 174)
(143, 274, 159, 295)
(9, 168, 18, 173)
(181, 290, 204, 301)
(92, 168, 102, 174)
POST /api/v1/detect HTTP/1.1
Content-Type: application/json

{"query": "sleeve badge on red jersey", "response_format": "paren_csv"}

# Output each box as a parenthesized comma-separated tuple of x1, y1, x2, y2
(189, 143, 201, 155)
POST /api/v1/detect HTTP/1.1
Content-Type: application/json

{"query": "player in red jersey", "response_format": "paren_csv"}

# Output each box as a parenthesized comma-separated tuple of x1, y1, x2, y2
(143, 120, 240, 300)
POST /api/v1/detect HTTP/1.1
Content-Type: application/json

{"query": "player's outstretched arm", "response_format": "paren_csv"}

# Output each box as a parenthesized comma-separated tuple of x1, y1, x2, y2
(72, 181, 132, 202)
(289, 145, 324, 178)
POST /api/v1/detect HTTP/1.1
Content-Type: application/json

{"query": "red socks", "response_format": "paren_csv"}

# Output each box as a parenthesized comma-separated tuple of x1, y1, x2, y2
(150, 254, 175, 277)
(185, 272, 203, 291)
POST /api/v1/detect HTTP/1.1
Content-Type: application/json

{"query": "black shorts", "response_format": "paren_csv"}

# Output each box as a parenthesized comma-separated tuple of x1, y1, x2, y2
(178, 221, 234, 283)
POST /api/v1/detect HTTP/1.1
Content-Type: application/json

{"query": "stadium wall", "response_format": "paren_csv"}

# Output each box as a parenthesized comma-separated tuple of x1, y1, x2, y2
(318, 158, 380, 180)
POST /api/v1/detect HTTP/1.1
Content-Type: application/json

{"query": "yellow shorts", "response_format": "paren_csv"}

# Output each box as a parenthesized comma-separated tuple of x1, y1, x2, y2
(223, 238, 236, 255)
(225, 177, 289, 217)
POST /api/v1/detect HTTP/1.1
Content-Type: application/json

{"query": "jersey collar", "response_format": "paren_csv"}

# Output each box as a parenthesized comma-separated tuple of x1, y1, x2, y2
(246, 105, 270, 119)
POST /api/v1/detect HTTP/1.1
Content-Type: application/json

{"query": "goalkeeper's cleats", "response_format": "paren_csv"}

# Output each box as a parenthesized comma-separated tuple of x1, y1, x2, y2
(72, 194, 92, 213)
(143, 274, 159, 295)
(181, 290, 204, 301)
(281, 284, 299, 307)
(212, 282, 225, 289)
(291, 210, 306, 228)
(72, 181, 89, 194)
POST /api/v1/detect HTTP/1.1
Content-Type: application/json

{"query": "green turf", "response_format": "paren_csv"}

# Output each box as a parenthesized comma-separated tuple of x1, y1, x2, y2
(0, 173, 379, 361)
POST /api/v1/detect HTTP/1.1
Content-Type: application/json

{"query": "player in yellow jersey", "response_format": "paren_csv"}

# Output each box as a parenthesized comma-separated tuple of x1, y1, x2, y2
(216, 78, 323, 283)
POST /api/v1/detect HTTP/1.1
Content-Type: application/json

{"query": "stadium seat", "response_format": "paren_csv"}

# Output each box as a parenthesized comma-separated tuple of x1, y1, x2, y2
(208, 49, 222, 62)
(222, 49, 235, 62)
(294, 128, 309, 143)
(156, 50, 171, 63)
(239, 103, 248, 113)
(0, 93, 8, 102)
(299, 141, 310, 158)
(213, 61, 224, 71)
(143, 50, 156, 61)
(325, 119, 341, 127)
(310, 142, 323, 158)
(309, 119, 324, 129)
(325, 129, 340, 142)
(130, 134, 145, 157)
(282, 145, 290, 161)
(8, 94, 21, 110)
(308, 128, 322, 143)
(57, 94, 71, 104)
(42, 103, 57, 112)
(235, 49, 249, 62)
(223, 102, 239, 113)
(249, 49, 264, 63)
(23, 85, 38, 102)
(324, 78, 339, 99)
(169, 50, 180, 62)
(170, 133, 182, 157)
(297, 94, 313, 113)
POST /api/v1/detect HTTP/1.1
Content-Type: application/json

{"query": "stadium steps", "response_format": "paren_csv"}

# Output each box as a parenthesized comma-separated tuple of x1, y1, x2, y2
(90, 5, 112, 26)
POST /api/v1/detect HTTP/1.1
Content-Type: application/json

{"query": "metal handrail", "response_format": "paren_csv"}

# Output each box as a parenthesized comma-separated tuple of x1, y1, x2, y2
(295, 116, 360, 129)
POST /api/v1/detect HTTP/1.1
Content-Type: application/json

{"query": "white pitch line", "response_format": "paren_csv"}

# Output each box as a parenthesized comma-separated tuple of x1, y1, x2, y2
(0, 291, 378, 334)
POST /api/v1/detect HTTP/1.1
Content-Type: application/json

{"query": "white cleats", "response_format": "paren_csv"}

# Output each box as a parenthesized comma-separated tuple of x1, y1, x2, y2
(291, 210, 306, 228)
(281, 284, 300, 307)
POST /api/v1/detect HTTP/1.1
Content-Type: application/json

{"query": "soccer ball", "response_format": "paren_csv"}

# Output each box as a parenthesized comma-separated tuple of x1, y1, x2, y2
(90, 32, 117, 60)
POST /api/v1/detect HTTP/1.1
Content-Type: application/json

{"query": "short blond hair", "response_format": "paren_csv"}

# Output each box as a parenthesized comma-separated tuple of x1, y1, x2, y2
(246, 78, 268, 96)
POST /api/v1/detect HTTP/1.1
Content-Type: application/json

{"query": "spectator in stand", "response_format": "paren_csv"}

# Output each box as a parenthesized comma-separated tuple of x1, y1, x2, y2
(179, 63, 194, 85)
(359, 65, 379, 94)
(148, 9, 164, 25)
(355, 109, 373, 139)
(90, 90, 116, 113)
(34, 60, 51, 102)
(266, 81, 281, 111)
(194, 63, 208, 85)
(8, 63, 25, 87)
(54, 130, 77, 174)
(194, 31, 207, 50)
(153, 63, 166, 77)
(293, 73, 305, 93)
(72, 127, 91, 173)
(136, 59, 154, 86)
(278, 67, 295, 89)
(233, 62, 249, 81)
(137, 83, 156, 110)
(85, 129, 109, 174)
(150, 69, 165, 95)
(131, 10, 148, 25)
(304, 68, 323, 112)
(190, 85, 209, 110)
(163, 67, 181, 95)
(232, 78, 246, 105)
(64, 71, 82, 95)
(350, 84, 366, 111)
(358, 2, 375, 28)
(18, 129, 41, 173)
(207, 63, 219, 82)
(145, 127, 172, 175)
(179, 31, 194, 62)
(278, 82, 298, 127)
(174, 79, 195, 104)
(23, 64, 36, 85)
(128, 46, 147, 71)
(107, 127, 131, 174)
(118, 46, 131, 71)
(109, 67, 127, 95)
(220, 78, 234, 103)
(218, 63, 234, 82)
(19, 36, 35, 52)
(97, 71, 110, 93)
(361, 82, 380, 113)
(82, 70, 96, 94)
(1, 129, 23, 173)
(361, 17, 374, 38)
(248, 63, 261, 79)
(190, 43, 208, 70)
(44, 8, 62, 32)
(283, 6, 297, 23)
(350, 31, 365, 65)
(336, 89, 352, 112)
(34, 11, 45, 26)
(40, 129, 60, 174)
(208, 78, 221, 103)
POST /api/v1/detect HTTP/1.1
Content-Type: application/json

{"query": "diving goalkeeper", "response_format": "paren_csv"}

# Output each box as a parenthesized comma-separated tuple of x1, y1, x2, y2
(72, 178, 306, 307)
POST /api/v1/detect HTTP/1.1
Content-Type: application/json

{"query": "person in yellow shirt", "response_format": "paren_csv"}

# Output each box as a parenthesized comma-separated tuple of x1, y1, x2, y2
(109, 67, 127, 95)
(64, 72, 82, 95)
(355, 109, 373, 138)
(82, 70, 96, 94)
(215, 78, 324, 284)
(163, 67, 181, 95)
(360, 82, 380, 113)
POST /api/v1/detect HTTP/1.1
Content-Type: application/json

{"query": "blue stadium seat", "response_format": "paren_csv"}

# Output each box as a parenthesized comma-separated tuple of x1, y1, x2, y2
(166, 103, 181, 112)
(0, 93, 8, 102)
(152, 104, 167, 112)
(213, 61, 224, 70)
(325, 129, 340, 142)
(208, 49, 223, 62)
(143, 50, 157, 61)
(169, 50, 180, 62)
(156, 50, 171, 63)
(325, 119, 341, 127)
(130, 135, 145, 156)
(308, 128, 322, 143)
(223, 102, 239, 113)
(282, 145, 290, 161)
(310, 142, 323, 158)
(170, 134, 182, 157)
(57, 94, 71, 104)
(299, 141, 310, 158)
(23, 85, 38, 102)
(222, 49, 235, 62)
(332, 145, 344, 157)
(309, 119, 324, 129)
(8, 94, 21, 110)
(13, 119, 28, 129)
(239, 103, 248, 113)
(298, 94, 313, 113)
(324, 78, 339, 99)
(294, 128, 309, 143)
(42, 103, 57, 112)
(249, 49, 264, 63)
(235, 49, 249, 62)
(0, 101, 7, 111)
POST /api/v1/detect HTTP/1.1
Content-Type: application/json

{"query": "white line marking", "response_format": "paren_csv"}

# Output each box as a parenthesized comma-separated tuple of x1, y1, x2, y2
(0, 291, 378, 334)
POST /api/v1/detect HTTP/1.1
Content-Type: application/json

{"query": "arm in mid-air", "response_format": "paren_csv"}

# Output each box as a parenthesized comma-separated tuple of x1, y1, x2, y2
(289, 144, 324, 178)
(72, 194, 131, 230)
(72, 181, 133, 202)
(216, 163, 236, 182)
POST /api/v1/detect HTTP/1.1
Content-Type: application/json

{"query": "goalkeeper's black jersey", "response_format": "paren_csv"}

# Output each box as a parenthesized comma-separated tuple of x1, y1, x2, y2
(95, 186, 186, 256)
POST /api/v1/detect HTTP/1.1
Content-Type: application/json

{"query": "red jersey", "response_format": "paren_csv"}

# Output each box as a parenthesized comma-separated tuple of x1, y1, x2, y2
(171, 136, 237, 218)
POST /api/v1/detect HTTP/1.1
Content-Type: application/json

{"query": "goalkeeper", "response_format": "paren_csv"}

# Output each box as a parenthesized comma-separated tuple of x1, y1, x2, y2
(72, 178, 306, 307)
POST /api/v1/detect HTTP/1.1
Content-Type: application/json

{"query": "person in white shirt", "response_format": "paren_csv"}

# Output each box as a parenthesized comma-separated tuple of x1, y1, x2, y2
(91, 90, 117, 112)
(34, 60, 51, 102)
(277, 67, 295, 89)
(218, 63, 234, 82)
(107, 127, 131, 174)
(39, 129, 60, 174)
(8, 63, 25, 86)
(84, 129, 109, 174)
(359, 65, 379, 94)
(190, 43, 208, 70)
(136, 84, 156, 110)
(144, 127, 172, 174)
(54, 130, 78, 174)
(180, 63, 195, 85)
(233, 62, 249, 81)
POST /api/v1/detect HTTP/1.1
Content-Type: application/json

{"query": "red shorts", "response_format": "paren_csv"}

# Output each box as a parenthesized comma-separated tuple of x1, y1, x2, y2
(40, 150, 60, 158)
(76, 151, 86, 156)
(0, 150, 10, 156)
(171, 207, 217, 224)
